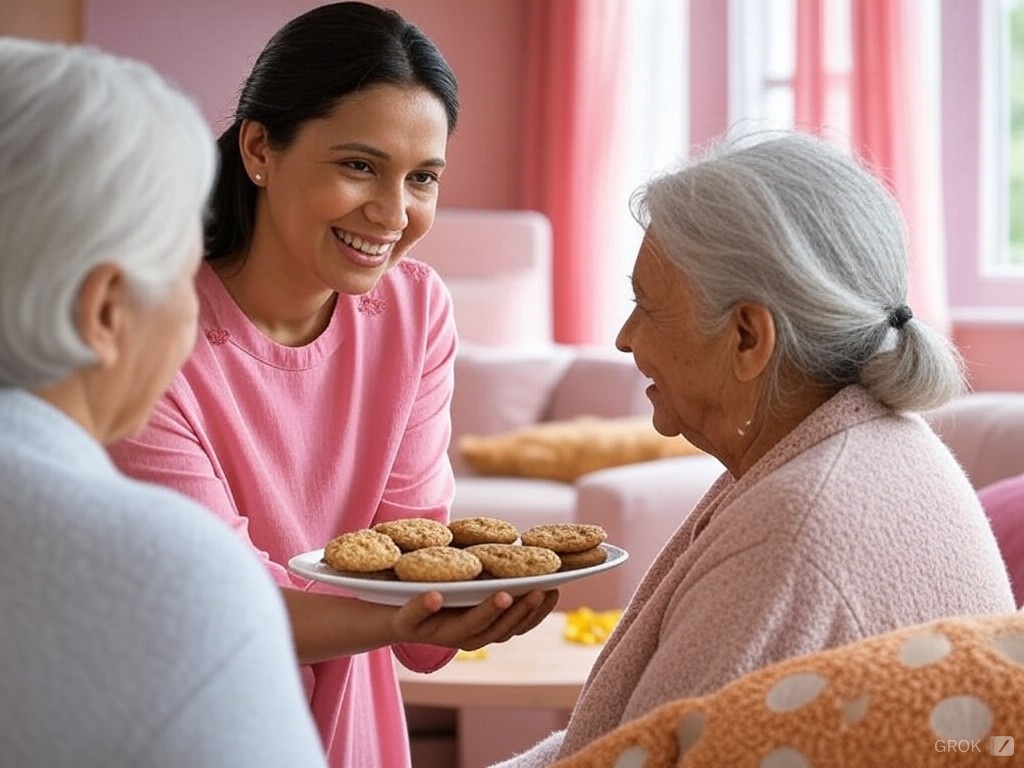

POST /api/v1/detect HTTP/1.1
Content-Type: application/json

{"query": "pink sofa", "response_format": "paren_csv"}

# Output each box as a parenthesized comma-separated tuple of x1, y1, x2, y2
(924, 390, 1024, 491)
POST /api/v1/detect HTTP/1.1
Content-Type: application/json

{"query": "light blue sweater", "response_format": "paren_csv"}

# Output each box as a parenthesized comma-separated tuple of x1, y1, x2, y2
(0, 389, 326, 767)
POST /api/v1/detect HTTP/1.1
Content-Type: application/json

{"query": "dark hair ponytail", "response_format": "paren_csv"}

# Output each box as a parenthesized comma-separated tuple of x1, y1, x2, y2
(204, 1, 459, 264)
(205, 123, 254, 264)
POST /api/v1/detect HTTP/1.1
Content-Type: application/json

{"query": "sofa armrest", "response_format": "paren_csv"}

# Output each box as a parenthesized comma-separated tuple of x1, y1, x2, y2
(558, 455, 726, 611)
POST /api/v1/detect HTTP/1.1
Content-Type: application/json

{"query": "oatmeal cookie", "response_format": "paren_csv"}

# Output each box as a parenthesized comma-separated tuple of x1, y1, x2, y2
(394, 546, 483, 582)
(558, 546, 608, 571)
(327, 568, 396, 581)
(373, 518, 453, 551)
(466, 543, 561, 578)
(520, 523, 607, 553)
(448, 516, 519, 547)
(322, 529, 401, 573)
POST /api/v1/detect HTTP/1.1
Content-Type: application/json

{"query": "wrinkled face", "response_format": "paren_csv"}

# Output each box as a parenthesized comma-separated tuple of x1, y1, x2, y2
(258, 83, 449, 296)
(113, 229, 202, 441)
(616, 233, 734, 452)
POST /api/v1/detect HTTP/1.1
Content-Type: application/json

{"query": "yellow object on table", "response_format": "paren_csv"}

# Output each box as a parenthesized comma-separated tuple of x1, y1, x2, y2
(455, 647, 489, 661)
(563, 607, 623, 645)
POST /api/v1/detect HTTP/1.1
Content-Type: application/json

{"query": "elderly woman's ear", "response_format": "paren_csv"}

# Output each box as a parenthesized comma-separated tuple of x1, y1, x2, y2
(730, 301, 775, 383)
(73, 263, 128, 369)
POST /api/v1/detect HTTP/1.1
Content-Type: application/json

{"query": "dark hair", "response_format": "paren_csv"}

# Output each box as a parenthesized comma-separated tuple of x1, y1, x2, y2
(205, 1, 459, 263)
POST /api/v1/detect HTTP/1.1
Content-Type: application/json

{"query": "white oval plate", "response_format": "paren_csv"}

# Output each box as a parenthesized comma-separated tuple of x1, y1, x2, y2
(288, 543, 629, 607)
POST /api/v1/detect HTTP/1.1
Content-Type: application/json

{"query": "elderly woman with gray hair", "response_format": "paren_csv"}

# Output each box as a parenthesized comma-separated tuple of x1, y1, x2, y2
(493, 132, 1014, 767)
(0, 39, 326, 765)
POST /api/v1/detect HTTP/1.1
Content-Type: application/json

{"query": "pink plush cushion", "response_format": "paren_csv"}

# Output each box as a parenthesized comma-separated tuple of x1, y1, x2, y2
(449, 345, 572, 474)
(548, 348, 652, 422)
(979, 471, 1024, 607)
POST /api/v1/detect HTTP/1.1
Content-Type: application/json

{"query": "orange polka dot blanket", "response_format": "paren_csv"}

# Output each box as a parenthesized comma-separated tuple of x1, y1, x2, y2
(550, 612, 1024, 768)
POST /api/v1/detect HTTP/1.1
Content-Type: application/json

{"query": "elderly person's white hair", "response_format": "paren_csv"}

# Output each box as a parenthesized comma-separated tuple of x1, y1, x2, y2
(0, 38, 216, 389)
(632, 131, 964, 414)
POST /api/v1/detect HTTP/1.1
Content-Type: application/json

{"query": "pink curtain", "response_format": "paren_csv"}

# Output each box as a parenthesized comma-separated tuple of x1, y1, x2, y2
(849, 0, 950, 330)
(794, 0, 827, 130)
(520, 0, 628, 344)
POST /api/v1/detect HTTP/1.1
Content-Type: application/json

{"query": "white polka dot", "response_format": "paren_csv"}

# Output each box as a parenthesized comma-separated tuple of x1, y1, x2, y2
(899, 631, 952, 667)
(612, 745, 647, 768)
(929, 696, 993, 742)
(990, 631, 1024, 665)
(676, 710, 705, 757)
(760, 746, 812, 768)
(765, 673, 828, 713)
(840, 695, 869, 726)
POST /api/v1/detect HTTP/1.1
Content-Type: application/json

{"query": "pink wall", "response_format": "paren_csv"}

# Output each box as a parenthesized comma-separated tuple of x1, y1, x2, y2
(83, 0, 528, 209)
(955, 325, 1024, 391)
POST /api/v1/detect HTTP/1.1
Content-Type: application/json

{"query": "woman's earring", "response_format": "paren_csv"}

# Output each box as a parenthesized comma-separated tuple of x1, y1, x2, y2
(254, 172, 263, 184)
(737, 419, 752, 437)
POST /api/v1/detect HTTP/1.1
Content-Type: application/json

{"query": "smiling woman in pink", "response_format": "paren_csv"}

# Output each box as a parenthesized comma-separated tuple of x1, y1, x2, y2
(108, 3, 556, 766)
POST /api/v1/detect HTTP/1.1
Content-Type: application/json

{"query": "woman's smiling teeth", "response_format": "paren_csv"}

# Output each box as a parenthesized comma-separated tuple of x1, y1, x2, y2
(335, 228, 393, 256)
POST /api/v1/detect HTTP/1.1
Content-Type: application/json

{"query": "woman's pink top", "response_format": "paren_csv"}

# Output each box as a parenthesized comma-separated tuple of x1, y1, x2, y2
(110, 260, 458, 768)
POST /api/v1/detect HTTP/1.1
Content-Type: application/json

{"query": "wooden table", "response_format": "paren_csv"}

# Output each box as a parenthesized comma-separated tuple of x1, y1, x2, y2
(398, 612, 605, 767)
(398, 611, 603, 709)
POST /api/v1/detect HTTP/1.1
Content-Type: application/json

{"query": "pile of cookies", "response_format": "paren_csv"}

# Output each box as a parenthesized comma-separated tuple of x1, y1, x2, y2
(321, 516, 608, 583)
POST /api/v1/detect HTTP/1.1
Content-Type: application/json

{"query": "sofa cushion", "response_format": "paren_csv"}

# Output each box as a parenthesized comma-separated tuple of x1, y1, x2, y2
(457, 415, 703, 483)
(547, 348, 651, 421)
(450, 345, 573, 474)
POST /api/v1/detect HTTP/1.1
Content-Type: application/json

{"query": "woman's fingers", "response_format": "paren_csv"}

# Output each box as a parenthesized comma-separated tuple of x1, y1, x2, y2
(455, 590, 544, 649)
(392, 588, 559, 649)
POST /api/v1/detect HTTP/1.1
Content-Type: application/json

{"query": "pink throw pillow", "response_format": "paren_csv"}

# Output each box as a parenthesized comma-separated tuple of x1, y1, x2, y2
(979, 471, 1024, 608)
(449, 345, 572, 474)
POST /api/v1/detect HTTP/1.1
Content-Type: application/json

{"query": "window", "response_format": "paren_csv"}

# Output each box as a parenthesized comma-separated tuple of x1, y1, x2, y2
(1012, 0, 1024, 266)
(600, 0, 689, 343)
(728, 0, 1022, 315)
(727, 0, 851, 136)
(957, 0, 1024, 318)
(729, 0, 797, 130)
(983, 0, 1024, 271)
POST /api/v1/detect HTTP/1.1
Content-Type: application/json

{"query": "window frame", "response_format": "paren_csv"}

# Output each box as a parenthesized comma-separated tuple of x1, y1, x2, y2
(945, 0, 1024, 323)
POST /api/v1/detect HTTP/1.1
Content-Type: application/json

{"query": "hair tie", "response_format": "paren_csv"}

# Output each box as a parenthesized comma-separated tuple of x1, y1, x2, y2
(888, 304, 913, 330)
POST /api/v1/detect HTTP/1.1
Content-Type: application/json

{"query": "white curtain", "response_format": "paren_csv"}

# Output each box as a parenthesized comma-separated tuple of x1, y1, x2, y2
(600, 0, 690, 344)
